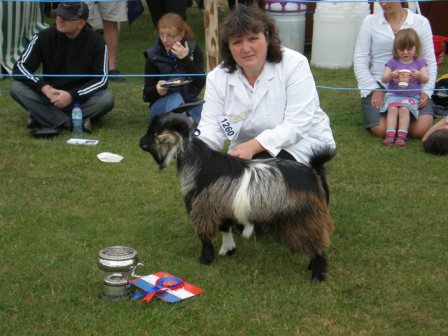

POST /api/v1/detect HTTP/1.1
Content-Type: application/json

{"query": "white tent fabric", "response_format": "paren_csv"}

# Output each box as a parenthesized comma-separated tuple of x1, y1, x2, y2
(0, 2, 48, 74)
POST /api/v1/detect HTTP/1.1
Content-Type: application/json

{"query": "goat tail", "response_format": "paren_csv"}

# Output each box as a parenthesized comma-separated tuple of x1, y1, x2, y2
(309, 146, 335, 174)
(309, 146, 335, 205)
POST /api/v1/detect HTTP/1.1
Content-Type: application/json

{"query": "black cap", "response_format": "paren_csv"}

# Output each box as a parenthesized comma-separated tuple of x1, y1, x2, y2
(55, 2, 89, 21)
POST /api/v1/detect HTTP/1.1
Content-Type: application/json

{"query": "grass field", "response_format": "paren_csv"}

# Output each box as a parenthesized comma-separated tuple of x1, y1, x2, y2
(1, 3, 448, 335)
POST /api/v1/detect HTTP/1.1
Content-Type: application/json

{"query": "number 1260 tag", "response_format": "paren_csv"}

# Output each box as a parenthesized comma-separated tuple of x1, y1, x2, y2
(219, 117, 235, 138)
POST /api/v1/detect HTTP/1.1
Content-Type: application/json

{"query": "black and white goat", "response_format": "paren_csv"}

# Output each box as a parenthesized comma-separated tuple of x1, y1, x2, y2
(139, 113, 335, 281)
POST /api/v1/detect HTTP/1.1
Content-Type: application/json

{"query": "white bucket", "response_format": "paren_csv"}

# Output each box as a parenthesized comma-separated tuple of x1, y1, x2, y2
(266, 1, 307, 54)
(311, 1, 370, 69)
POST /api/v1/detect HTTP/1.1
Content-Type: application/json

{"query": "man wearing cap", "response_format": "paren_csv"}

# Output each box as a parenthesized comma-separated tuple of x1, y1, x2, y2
(10, 2, 114, 132)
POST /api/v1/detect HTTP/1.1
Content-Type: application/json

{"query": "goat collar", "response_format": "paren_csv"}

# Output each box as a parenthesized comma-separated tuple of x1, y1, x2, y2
(192, 127, 201, 137)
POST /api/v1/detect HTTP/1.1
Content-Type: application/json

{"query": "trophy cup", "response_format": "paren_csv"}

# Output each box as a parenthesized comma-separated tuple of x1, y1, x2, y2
(97, 246, 139, 300)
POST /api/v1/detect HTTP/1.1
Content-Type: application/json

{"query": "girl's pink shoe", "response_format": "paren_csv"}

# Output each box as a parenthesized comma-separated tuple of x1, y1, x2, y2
(395, 136, 407, 147)
(382, 136, 395, 146)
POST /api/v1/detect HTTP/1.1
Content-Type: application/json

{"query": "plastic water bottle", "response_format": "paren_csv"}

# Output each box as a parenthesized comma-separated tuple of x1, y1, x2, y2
(72, 103, 83, 138)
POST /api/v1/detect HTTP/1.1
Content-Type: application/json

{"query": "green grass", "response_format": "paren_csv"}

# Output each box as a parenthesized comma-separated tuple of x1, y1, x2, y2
(1, 3, 448, 335)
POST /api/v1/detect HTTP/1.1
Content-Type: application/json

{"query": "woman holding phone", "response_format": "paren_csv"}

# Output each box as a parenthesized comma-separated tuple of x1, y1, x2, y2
(143, 13, 205, 124)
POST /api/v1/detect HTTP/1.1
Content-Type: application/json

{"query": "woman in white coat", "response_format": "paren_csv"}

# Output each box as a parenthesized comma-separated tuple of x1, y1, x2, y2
(197, 5, 335, 164)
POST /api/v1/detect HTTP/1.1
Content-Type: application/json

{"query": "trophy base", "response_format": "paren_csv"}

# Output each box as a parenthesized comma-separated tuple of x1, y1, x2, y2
(99, 272, 133, 300)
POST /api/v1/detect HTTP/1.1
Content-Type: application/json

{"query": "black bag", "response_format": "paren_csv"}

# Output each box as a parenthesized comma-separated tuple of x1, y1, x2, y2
(433, 74, 448, 107)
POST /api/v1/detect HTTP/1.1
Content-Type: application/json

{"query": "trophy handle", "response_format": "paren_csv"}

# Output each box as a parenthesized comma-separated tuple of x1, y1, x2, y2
(131, 263, 145, 278)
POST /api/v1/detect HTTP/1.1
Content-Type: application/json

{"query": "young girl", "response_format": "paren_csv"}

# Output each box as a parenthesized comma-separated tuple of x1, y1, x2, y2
(380, 28, 429, 146)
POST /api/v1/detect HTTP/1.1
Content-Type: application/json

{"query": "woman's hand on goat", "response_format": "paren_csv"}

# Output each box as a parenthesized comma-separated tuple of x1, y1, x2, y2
(229, 139, 264, 160)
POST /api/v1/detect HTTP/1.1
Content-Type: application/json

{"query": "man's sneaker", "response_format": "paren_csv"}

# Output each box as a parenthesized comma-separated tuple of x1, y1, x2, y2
(59, 119, 72, 131)
(27, 115, 41, 129)
(109, 69, 125, 82)
(84, 118, 92, 133)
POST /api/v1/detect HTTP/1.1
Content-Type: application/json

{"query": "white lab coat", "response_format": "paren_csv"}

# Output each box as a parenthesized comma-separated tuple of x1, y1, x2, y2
(198, 47, 335, 164)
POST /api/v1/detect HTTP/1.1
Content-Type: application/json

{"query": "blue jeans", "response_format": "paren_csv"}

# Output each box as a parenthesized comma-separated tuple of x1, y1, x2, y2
(10, 81, 114, 128)
(149, 92, 202, 124)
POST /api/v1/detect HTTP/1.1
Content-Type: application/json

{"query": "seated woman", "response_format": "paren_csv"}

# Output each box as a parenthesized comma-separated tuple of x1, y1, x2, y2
(354, 1, 437, 139)
(197, 5, 335, 164)
(143, 13, 205, 124)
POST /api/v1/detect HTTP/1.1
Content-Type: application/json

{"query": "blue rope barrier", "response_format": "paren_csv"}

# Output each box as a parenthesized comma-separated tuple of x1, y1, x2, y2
(1, 77, 445, 94)
(3, 73, 445, 92)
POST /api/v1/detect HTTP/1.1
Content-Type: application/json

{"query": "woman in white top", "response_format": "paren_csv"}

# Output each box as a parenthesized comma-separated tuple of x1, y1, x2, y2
(354, 1, 437, 139)
(197, 5, 335, 165)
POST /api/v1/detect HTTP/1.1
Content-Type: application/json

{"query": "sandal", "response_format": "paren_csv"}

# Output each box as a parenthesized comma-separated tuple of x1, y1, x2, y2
(395, 136, 407, 147)
(382, 136, 395, 146)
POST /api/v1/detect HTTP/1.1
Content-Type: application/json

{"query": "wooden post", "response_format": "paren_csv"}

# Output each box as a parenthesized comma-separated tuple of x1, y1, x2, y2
(204, 0, 219, 72)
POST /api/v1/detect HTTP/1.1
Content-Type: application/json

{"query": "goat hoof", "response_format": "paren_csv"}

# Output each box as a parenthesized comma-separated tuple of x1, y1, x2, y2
(223, 247, 236, 256)
(311, 272, 326, 282)
(242, 224, 254, 239)
(219, 241, 236, 256)
(199, 256, 213, 265)
(199, 240, 214, 265)
(309, 255, 327, 282)
(199, 249, 214, 265)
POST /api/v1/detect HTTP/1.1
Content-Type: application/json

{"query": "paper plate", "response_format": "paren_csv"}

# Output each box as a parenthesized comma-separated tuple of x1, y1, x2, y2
(161, 78, 193, 88)
(97, 152, 124, 163)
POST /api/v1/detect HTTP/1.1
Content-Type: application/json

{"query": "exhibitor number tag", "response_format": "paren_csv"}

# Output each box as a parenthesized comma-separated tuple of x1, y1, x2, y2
(218, 113, 246, 140)
(219, 117, 235, 140)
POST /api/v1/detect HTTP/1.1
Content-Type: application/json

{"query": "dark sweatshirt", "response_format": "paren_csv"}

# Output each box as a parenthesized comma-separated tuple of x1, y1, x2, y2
(13, 24, 108, 103)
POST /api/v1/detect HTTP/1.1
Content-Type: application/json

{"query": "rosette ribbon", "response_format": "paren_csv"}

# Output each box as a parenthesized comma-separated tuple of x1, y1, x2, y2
(133, 276, 184, 303)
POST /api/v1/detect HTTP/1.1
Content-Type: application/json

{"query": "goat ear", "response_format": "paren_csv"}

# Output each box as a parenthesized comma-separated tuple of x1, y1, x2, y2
(157, 132, 181, 147)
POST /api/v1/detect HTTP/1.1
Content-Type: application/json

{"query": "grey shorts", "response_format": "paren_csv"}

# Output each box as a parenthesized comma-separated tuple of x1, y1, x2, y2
(87, 1, 127, 22)
(361, 93, 434, 129)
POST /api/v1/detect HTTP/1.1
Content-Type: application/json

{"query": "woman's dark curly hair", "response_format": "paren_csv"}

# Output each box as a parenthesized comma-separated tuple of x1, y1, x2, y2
(218, 5, 282, 73)
(423, 129, 448, 155)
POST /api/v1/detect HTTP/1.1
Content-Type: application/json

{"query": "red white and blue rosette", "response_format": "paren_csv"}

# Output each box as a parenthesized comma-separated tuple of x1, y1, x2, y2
(131, 271, 204, 303)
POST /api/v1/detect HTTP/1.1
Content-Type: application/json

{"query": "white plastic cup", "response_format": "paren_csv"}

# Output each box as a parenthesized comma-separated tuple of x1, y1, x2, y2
(398, 69, 411, 88)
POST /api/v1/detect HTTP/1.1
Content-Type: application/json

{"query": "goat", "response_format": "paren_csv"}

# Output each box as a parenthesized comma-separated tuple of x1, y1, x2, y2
(139, 112, 335, 281)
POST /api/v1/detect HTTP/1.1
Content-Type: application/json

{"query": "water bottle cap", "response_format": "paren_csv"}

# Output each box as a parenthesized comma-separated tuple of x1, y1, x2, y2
(74, 103, 80, 108)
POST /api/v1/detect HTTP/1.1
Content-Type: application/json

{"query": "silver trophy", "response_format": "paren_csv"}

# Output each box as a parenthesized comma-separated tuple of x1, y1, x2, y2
(97, 246, 140, 300)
